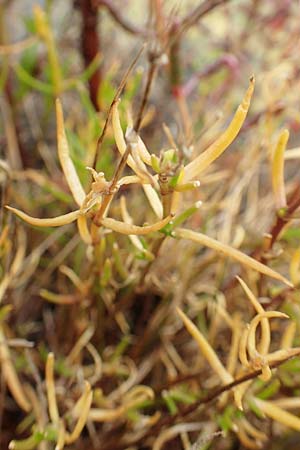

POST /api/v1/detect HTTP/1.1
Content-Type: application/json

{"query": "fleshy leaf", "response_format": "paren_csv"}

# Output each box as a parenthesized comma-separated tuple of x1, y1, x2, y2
(272, 129, 289, 210)
(175, 227, 292, 286)
(6, 206, 80, 227)
(184, 77, 255, 181)
(56, 99, 86, 206)
(101, 214, 172, 235)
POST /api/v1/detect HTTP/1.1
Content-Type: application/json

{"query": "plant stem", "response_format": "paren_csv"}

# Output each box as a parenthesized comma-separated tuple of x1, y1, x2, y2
(92, 45, 144, 170)
(94, 0, 147, 36)
(78, 0, 102, 110)
(93, 46, 157, 226)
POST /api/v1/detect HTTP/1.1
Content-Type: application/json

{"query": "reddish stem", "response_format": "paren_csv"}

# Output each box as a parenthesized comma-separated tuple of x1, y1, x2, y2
(224, 183, 300, 294)
(269, 183, 300, 247)
(181, 54, 239, 98)
(78, 0, 102, 110)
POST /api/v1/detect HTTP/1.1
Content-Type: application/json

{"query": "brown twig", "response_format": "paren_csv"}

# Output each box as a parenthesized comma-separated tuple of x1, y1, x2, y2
(162, 350, 300, 422)
(160, 0, 232, 98)
(256, 183, 300, 296)
(92, 44, 145, 170)
(173, 0, 230, 43)
(93, 0, 148, 36)
(134, 49, 159, 133)
(269, 183, 300, 247)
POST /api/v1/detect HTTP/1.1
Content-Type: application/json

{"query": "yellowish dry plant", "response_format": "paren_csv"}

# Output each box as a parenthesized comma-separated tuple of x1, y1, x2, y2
(6, 78, 293, 290)
(3, 14, 300, 446)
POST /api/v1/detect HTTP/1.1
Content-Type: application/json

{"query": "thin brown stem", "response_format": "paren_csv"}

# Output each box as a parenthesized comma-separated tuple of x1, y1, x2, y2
(94, 0, 148, 36)
(134, 51, 158, 133)
(181, 54, 239, 98)
(269, 183, 300, 247)
(132, 48, 166, 221)
(257, 183, 300, 295)
(92, 45, 145, 170)
(172, 0, 230, 43)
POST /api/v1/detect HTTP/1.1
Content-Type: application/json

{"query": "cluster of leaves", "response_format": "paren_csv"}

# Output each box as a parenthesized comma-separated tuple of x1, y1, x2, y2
(1, 1, 300, 449)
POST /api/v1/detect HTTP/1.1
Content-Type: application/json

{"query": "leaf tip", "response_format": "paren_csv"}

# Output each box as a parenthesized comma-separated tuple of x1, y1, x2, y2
(249, 75, 255, 84)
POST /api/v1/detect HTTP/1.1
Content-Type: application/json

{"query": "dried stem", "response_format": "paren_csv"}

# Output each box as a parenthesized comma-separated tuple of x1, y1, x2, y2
(92, 45, 145, 170)
(269, 183, 300, 247)
(134, 50, 158, 133)
(94, 0, 148, 36)
(172, 0, 230, 43)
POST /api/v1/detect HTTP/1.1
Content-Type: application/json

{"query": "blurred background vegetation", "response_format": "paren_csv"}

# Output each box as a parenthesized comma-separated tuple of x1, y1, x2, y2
(1, 1, 300, 449)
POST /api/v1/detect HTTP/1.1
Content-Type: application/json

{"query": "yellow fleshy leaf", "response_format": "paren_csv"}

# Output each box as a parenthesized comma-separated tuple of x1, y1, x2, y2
(0, 326, 31, 412)
(56, 99, 86, 206)
(143, 184, 163, 219)
(253, 397, 300, 432)
(176, 307, 233, 384)
(272, 129, 289, 210)
(101, 214, 172, 235)
(184, 77, 255, 181)
(237, 276, 270, 355)
(77, 215, 92, 245)
(46, 353, 59, 423)
(112, 100, 143, 175)
(65, 381, 93, 444)
(247, 311, 288, 360)
(175, 227, 292, 286)
(6, 205, 81, 227)
(290, 247, 300, 287)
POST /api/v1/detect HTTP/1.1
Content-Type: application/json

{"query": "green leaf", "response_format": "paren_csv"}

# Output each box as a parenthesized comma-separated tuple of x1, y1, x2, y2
(162, 391, 178, 415)
(257, 379, 281, 400)
(14, 64, 53, 95)
(281, 228, 300, 242)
